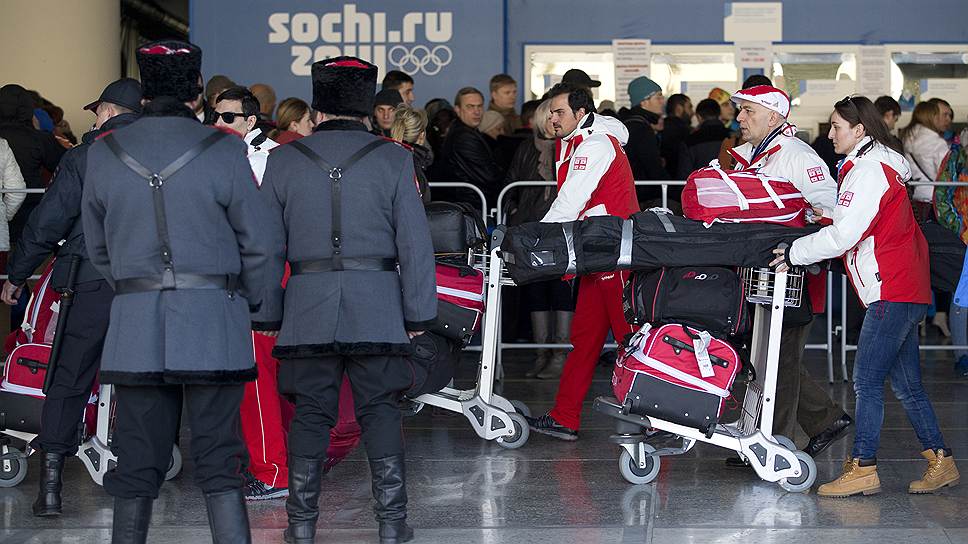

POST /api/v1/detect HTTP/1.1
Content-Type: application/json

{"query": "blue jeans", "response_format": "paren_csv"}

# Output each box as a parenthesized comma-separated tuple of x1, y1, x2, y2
(852, 301, 947, 460)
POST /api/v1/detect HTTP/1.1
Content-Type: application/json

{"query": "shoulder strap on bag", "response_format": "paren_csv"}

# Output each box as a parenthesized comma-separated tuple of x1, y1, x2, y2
(289, 138, 391, 270)
(104, 131, 228, 288)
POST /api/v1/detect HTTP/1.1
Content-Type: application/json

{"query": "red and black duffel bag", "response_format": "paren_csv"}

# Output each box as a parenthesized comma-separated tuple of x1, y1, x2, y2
(0, 263, 97, 435)
(431, 262, 485, 345)
(612, 323, 741, 437)
(623, 266, 750, 337)
(682, 165, 808, 227)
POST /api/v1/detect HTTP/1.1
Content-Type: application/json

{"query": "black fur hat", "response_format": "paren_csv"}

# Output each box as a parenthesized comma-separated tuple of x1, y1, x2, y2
(137, 40, 203, 102)
(311, 56, 377, 117)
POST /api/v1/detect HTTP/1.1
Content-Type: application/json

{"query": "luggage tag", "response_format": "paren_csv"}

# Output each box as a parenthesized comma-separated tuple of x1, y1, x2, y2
(693, 330, 715, 378)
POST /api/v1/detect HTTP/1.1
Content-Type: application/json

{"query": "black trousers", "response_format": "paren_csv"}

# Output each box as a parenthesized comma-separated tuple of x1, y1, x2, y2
(279, 355, 411, 460)
(37, 279, 112, 455)
(103, 384, 246, 499)
(773, 322, 845, 442)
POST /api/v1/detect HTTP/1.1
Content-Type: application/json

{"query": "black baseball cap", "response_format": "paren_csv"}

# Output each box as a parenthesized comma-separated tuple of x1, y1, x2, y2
(561, 68, 601, 88)
(83, 78, 143, 114)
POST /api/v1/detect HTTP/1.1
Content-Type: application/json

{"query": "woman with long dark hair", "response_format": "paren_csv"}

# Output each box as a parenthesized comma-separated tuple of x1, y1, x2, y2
(773, 96, 959, 497)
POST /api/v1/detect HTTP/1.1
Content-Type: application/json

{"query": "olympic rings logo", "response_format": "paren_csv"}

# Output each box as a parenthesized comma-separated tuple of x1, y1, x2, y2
(388, 45, 452, 76)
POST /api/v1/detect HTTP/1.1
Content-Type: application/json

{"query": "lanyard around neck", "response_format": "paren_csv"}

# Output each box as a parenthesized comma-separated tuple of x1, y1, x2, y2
(750, 124, 786, 164)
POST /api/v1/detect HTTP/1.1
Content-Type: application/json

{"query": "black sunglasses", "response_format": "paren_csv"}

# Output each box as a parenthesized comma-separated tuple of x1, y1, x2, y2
(215, 111, 249, 124)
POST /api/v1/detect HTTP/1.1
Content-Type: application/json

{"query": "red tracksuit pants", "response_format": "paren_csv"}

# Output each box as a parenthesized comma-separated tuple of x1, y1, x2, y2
(240, 332, 362, 487)
(549, 271, 633, 430)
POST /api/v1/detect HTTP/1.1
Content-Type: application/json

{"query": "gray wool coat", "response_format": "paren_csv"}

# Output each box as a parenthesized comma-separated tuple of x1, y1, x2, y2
(262, 120, 437, 359)
(81, 116, 285, 385)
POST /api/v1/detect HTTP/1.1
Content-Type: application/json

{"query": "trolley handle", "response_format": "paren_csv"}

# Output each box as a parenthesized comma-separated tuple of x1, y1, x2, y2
(776, 242, 821, 275)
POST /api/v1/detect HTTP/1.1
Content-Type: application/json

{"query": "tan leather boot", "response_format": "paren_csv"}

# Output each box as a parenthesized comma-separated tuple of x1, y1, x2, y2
(909, 449, 960, 493)
(817, 458, 881, 497)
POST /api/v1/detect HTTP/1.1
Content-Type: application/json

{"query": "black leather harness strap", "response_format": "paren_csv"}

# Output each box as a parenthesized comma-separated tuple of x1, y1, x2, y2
(290, 257, 397, 275)
(104, 131, 230, 293)
(289, 139, 391, 271)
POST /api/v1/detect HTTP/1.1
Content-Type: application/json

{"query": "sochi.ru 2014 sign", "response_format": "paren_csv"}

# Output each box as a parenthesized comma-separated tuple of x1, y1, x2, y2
(267, 4, 454, 77)
(192, 1, 502, 106)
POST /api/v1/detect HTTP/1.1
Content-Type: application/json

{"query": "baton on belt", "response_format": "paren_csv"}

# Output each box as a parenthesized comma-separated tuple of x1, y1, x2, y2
(42, 255, 81, 395)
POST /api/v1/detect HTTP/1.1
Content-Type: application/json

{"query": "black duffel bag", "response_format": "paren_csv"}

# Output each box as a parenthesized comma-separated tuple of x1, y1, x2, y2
(500, 210, 819, 285)
(426, 202, 487, 255)
(406, 331, 462, 397)
(624, 266, 750, 337)
(626, 210, 819, 271)
(921, 221, 966, 293)
(498, 221, 574, 284)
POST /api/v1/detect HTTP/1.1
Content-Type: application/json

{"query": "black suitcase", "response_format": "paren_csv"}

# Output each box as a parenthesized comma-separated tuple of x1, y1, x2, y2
(624, 266, 750, 337)
(425, 202, 487, 254)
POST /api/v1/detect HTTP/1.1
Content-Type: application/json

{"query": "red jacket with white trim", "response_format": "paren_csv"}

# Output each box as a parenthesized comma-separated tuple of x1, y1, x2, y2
(541, 113, 639, 223)
(788, 137, 931, 306)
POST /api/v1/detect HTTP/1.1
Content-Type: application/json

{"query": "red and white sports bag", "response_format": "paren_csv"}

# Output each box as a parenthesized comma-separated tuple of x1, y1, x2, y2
(431, 263, 486, 344)
(612, 323, 741, 435)
(682, 165, 808, 227)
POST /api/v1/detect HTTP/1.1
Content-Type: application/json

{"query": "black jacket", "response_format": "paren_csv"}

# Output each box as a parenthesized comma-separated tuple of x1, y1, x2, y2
(503, 136, 556, 226)
(660, 115, 691, 180)
(440, 120, 504, 206)
(411, 142, 433, 204)
(0, 85, 66, 241)
(677, 119, 732, 179)
(7, 113, 139, 289)
(623, 106, 668, 202)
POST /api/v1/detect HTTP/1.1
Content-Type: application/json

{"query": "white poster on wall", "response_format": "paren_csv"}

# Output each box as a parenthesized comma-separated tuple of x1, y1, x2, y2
(612, 39, 651, 108)
(735, 42, 773, 85)
(857, 46, 890, 98)
(919, 79, 968, 105)
(797, 79, 855, 105)
(724, 2, 782, 43)
(681, 81, 738, 99)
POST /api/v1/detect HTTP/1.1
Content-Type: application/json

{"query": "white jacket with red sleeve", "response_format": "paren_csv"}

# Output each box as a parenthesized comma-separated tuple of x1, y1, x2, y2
(788, 137, 931, 307)
(541, 113, 639, 223)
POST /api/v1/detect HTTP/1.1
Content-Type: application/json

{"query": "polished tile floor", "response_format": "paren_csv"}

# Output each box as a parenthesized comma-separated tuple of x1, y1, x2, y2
(2, 328, 966, 543)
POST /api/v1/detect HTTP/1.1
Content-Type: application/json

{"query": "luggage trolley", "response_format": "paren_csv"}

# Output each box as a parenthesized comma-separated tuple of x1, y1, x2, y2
(0, 383, 182, 488)
(404, 229, 531, 449)
(593, 266, 818, 492)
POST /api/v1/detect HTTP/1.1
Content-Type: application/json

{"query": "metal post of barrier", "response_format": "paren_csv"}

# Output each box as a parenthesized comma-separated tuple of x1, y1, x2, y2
(428, 182, 489, 222)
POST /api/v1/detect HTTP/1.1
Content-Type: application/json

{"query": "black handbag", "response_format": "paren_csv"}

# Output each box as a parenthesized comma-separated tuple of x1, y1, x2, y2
(624, 266, 750, 337)
(425, 202, 487, 254)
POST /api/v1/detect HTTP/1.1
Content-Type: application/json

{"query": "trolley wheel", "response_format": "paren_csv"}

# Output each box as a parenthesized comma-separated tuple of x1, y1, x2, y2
(774, 435, 796, 451)
(164, 446, 182, 481)
(0, 447, 27, 488)
(496, 413, 529, 449)
(619, 444, 660, 485)
(778, 450, 817, 493)
(510, 399, 532, 418)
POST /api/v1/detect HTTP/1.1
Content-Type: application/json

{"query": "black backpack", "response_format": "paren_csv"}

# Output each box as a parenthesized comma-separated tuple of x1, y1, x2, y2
(624, 266, 750, 338)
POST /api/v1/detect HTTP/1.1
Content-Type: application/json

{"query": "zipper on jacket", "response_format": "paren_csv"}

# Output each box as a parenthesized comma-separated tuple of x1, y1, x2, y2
(851, 248, 866, 287)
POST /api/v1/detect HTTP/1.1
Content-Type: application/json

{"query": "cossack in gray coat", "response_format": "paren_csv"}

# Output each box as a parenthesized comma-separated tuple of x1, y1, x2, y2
(81, 116, 285, 385)
(262, 120, 437, 358)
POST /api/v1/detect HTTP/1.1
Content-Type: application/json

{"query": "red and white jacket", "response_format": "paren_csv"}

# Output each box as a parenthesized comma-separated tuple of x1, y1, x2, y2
(789, 137, 931, 307)
(542, 113, 639, 223)
(730, 128, 837, 312)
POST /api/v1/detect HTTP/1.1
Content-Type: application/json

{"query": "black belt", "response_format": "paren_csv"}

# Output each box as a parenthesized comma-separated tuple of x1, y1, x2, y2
(290, 258, 397, 275)
(115, 273, 238, 295)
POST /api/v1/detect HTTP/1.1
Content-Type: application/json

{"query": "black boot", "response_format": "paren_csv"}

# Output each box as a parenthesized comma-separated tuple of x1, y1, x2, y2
(205, 489, 251, 544)
(111, 496, 153, 544)
(369, 454, 414, 544)
(284, 456, 323, 544)
(32, 452, 65, 517)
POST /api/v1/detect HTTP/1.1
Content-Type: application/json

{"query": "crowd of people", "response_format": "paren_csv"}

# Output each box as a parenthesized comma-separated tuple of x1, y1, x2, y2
(0, 36, 966, 543)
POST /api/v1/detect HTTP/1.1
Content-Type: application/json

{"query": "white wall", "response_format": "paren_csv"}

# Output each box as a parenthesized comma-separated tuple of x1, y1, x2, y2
(0, 0, 120, 137)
